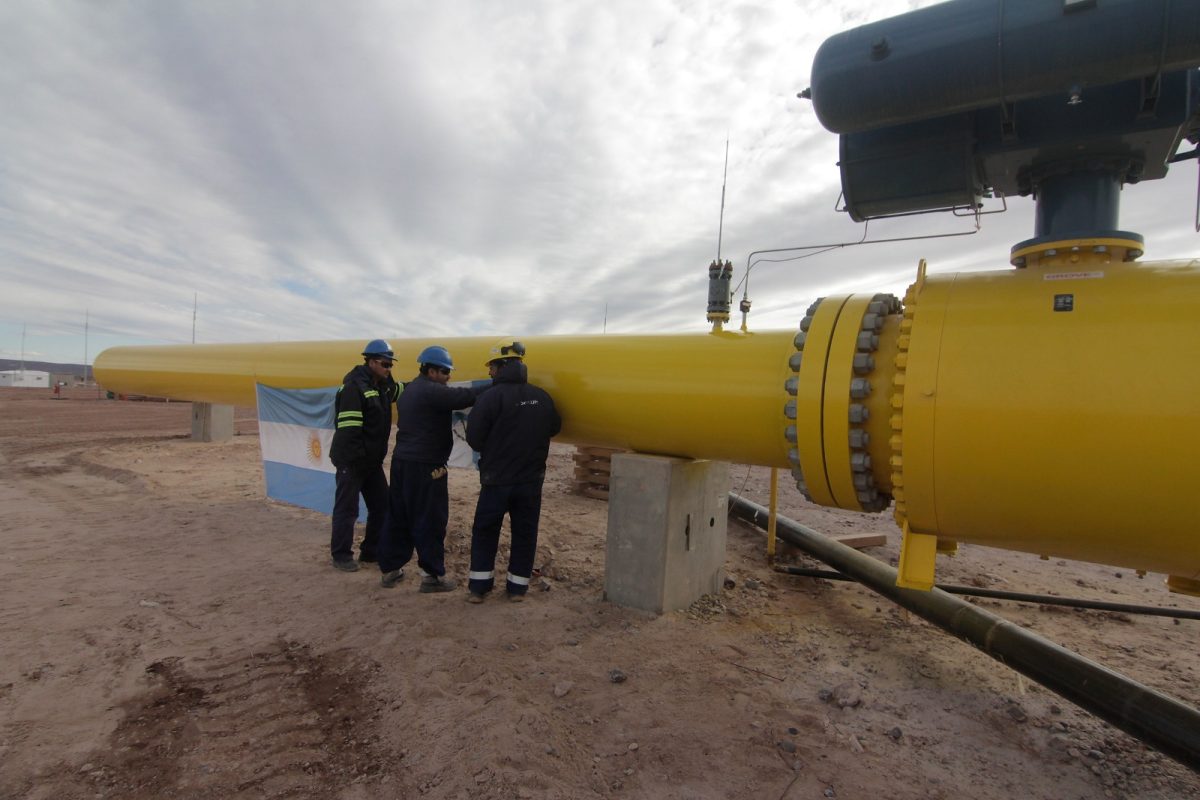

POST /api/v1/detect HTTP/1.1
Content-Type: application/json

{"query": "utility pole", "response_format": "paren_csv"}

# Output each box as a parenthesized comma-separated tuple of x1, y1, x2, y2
(20, 323, 26, 376)
(83, 310, 89, 385)
(192, 292, 197, 344)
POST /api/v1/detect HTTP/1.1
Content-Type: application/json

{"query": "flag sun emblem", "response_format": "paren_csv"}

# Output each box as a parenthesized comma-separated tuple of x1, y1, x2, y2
(307, 432, 323, 464)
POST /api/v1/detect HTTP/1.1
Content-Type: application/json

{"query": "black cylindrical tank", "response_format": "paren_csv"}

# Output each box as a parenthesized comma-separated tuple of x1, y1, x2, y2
(810, 0, 1200, 134)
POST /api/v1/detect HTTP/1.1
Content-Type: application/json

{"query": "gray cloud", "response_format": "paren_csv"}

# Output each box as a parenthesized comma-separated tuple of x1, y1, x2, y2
(1, 0, 1196, 363)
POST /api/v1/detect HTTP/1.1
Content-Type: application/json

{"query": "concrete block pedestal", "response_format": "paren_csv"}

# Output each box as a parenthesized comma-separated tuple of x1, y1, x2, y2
(191, 402, 234, 442)
(604, 453, 729, 614)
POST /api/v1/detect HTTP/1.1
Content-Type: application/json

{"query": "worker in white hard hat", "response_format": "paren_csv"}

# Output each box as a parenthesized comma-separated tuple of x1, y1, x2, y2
(465, 340, 561, 603)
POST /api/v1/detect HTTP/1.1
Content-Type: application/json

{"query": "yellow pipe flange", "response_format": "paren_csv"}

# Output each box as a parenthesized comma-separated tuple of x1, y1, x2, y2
(822, 295, 873, 510)
(846, 293, 900, 513)
(787, 292, 900, 513)
(892, 263, 947, 538)
(789, 295, 850, 507)
(892, 260, 942, 590)
(1009, 237, 1144, 269)
(890, 274, 917, 530)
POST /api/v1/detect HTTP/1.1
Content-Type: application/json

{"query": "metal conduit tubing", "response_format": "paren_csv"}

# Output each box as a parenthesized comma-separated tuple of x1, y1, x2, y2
(727, 493, 1200, 772)
(773, 566, 1200, 622)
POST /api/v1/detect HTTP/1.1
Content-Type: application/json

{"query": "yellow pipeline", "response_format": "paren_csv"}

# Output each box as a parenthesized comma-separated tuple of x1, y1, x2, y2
(783, 257, 1200, 592)
(888, 257, 1200, 591)
(94, 257, 1200, 592)
(95, 331, 799, 468)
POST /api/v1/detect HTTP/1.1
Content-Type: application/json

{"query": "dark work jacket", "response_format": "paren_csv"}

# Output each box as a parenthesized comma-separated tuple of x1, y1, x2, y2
(392, 373, 486, 465)
(466, 360, 562, 486)
(329, 365, 401, 467)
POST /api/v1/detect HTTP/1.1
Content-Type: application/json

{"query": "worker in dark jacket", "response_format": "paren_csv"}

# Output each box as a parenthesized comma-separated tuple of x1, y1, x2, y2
(378, 344, 488, 593)
(465, 340, 561, 603)
(329, 339, 402, 572)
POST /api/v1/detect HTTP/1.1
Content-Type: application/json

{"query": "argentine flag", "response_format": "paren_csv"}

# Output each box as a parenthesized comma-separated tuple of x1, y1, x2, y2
(449, 379, 492, 469)
(256, 383, 362, 518)
(255, 380, 490, 517)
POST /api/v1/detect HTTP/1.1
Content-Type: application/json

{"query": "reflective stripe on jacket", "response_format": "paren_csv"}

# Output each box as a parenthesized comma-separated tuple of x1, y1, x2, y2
(330, 364, 401, 467)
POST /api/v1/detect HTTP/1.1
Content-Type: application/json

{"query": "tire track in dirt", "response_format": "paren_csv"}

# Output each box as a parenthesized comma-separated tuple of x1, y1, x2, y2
(1, 435, 178, 505)
(27, 640, 391, 800)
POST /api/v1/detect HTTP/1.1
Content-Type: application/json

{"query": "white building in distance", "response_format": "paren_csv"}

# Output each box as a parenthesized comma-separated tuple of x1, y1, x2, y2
(0, 370, 50, 388)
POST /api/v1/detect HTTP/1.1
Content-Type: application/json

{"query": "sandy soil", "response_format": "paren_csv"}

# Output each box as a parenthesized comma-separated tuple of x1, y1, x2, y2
(1, 387, 1198, 800)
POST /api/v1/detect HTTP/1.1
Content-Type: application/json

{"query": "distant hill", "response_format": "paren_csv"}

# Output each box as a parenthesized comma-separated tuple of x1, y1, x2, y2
(0, 359, 87, 376)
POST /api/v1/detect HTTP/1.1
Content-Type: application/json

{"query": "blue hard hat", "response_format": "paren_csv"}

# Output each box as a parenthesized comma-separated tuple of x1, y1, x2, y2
(362, 339, 394, 359)
(417, 345, 454, 370)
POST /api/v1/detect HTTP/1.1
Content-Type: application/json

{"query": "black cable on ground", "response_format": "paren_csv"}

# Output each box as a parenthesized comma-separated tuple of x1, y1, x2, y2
(728, 493, 1200, 773)
(772, 566, 1200, 621)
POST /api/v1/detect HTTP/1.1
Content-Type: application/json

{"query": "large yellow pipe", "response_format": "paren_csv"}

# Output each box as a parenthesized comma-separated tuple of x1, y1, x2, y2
(891, 257, 1200, 591)
(781, 256, 1200, 592)
(93, 257, 1200, 592)
(95, 331, 798, 468)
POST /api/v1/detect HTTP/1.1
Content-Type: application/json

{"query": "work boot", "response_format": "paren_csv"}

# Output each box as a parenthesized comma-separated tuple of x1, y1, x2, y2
(419, 575, 458, 593)
(332, 558, 360, 573)
(507, 592, 526, 603)
(380, 568, 404, 588)
(466, 592, 486, 604)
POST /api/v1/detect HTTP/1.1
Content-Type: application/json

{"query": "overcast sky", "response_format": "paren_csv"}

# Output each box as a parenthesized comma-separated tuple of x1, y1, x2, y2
(2, 0, 1197, 365)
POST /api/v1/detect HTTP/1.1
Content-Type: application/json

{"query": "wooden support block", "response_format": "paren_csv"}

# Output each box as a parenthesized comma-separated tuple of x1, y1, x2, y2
(830, 533, 888, 550)
(572, 446, 622, 500)
(579, 446, 622, 458)
(571, 457, 612, 473)
(573, 466, 610, 482)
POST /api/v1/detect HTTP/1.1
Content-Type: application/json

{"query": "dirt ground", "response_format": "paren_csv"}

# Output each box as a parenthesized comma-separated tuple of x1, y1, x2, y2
(1, 387, 1198, 800)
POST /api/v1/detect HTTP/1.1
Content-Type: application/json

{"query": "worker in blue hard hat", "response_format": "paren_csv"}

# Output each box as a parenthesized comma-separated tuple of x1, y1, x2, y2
(377, 344, 489, 593)
(328, 339, 402, 572)
(465, 340, 561, 604)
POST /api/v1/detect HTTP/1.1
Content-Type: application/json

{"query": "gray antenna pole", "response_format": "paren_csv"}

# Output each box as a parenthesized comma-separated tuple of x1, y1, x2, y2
(717, 138, 729, 262)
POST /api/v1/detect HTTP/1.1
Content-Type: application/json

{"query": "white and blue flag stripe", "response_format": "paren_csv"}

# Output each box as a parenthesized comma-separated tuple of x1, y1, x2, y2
(256, 383, 360, 518)
(449, 379, 491, 469)
(255, 379, 490, 518)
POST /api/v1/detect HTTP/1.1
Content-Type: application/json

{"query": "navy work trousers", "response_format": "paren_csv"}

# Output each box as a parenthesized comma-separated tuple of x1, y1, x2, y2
(468, 480, 544, 596)
(378, 459, 450, 577)
(330, 461, 387, 562)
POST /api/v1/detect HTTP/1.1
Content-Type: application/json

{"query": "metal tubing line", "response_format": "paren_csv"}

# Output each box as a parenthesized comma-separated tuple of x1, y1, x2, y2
(773, 566, 1200, 621)
(728, 493, 1200, 772)
(734, 226, 980, 297)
